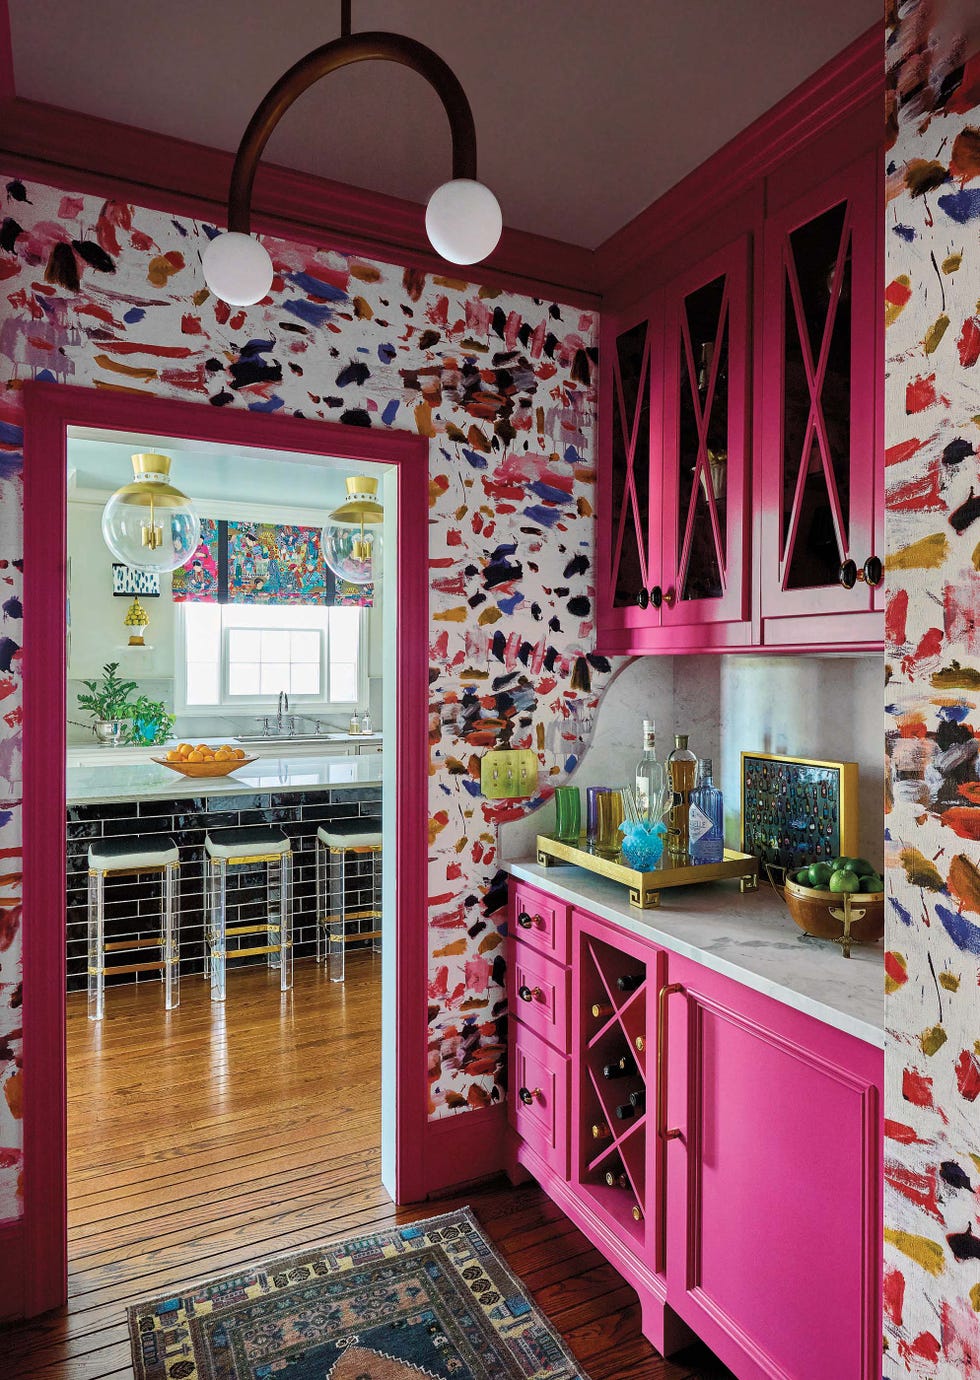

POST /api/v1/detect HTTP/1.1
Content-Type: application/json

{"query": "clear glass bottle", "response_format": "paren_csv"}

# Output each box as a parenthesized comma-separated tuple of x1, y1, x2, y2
(635, 718, 666, 821)
(689, 757, 725, 864)
(360, 708, 372, 734)
(666, 733, 698, 860)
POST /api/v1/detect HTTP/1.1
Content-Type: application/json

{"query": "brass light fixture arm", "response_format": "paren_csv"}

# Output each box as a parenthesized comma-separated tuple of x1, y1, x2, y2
(227, 32, 479, 235)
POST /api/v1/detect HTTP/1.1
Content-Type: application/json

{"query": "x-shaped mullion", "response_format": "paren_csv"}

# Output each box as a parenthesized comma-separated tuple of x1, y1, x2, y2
(677, 293, 728, 597)
(611, 333, 651, 591)
(781, 210, 852, 580)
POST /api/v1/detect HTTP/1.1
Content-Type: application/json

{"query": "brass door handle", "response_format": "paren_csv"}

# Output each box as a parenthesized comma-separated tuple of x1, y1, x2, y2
(518, 1086, 542, 1106)
(516, 910, 540, 929)
(518, 984, 543, 1004)
(656, 982, 685, 1143)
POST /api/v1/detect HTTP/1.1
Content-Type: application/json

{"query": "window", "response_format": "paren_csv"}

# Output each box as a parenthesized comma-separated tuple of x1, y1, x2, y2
(180, 603, 362, 708)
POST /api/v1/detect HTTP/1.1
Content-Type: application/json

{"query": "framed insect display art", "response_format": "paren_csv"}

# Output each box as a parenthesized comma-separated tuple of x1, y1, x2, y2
(740, 751, 858, 880)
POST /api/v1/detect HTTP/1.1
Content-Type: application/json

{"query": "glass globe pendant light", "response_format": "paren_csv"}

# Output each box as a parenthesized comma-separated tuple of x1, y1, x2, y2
(323, 476, 383, 586)
(101, 453, 202, 574)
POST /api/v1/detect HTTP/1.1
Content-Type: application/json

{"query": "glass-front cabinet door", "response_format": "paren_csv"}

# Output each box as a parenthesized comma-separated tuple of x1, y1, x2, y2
(759, 152, 880, 631)
(660, 238, 751, 630)
(598, 291, 663, 641)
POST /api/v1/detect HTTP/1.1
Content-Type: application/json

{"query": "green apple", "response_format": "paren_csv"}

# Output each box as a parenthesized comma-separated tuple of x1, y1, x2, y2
(829, 869, 861, 893)
(859, 874, 884, 893)
(808, 861, 833, 887)
(851, 857, 875, 876)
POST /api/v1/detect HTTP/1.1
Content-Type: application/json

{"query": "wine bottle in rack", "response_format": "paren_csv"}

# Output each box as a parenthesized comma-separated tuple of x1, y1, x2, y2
(628, 1088, 646, 1112)
(591, 1001, 614, 1019)
(615, 1102, 639, 1121)
(632, 1204, 643, 1222)
(616, 973, 644, 993)
(605, 1167, 629, 1189)
(592, 1121, 612, 1141)
(601, 1052, 638, 1079)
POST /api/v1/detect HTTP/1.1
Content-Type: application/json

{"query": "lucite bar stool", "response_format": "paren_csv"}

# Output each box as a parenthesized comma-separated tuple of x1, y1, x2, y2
(87, 835, 180, 1022)
(315, 816, 382, 982)
(204, 825, 293, 1002)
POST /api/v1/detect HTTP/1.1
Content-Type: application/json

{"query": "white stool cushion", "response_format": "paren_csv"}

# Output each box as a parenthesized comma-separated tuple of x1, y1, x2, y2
(205, 825, 291, 860)
(89, 835, 179, 871)
(317, 818, 382, 849)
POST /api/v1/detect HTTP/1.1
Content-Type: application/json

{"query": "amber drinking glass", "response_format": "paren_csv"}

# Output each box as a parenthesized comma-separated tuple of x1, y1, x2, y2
(595, 789, 626, 858)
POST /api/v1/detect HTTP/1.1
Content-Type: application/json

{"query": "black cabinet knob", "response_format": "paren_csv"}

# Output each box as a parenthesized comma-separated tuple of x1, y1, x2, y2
(517, 911, 533, 929)
(838, 559, 858, 590)
(635, 588, 649, 609)
(518, 984, 542, 1004)
(651, 585, 663, 609)
(862, 556, 883, 588)
(518, 1086, 541, 1106)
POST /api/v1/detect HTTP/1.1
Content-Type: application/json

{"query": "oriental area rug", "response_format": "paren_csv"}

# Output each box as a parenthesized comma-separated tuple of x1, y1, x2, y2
(126, 1207, 588, 1380)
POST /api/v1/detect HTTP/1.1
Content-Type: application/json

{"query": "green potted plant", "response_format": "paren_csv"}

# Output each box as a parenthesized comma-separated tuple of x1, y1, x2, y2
(129, 694, 176, 747)
(77, 662, 139, 747)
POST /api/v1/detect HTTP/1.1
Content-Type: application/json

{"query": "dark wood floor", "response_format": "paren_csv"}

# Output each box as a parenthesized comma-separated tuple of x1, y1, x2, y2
(2, 955, 731, 1378)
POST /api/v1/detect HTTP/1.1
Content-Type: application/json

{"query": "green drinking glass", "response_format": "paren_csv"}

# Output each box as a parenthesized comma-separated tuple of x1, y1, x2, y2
(553, 786, 582, 843)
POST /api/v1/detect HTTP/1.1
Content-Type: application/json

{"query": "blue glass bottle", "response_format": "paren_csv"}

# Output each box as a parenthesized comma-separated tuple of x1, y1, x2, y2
(689, 758, 724, 864)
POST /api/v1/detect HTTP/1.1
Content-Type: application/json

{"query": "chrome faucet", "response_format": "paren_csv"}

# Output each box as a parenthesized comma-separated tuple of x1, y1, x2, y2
(277, 689, 289, 733)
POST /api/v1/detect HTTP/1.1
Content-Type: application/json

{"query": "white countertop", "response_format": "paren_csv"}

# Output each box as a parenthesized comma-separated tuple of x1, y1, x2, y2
(67, 753, 383, 805)
(507, 860, 884, 1049)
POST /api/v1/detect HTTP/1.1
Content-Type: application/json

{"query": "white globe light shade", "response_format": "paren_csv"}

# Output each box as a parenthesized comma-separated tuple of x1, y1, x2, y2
(425, 178, 502, 265)
(201, 231, 274, 306)
(323, 522, 379, 586)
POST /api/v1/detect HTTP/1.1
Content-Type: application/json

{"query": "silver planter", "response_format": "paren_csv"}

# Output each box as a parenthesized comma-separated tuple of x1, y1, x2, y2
(94, 718, 132, 747)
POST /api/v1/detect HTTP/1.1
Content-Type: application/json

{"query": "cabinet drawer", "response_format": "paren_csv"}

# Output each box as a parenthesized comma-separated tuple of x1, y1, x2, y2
(510, 1020, 569, 1177)
(511, 939, 569, 1053)
(511, 881, 569, 965)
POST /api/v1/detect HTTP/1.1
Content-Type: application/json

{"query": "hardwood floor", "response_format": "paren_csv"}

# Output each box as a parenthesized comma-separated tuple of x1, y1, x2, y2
(2, 955, 731, 1379)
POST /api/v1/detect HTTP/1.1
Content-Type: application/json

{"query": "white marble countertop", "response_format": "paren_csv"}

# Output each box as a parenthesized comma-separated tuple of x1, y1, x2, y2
(507, 860, 884, 1049)
(67, 753, 383, 805)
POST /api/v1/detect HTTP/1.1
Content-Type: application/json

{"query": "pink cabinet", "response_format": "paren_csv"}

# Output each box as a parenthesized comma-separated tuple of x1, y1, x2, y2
(757, 149, 883, 647)
(661, 952, 882, 1380)
(507, 880, 883, 1377)
(597, 234, 754, 655)
(596, 122, 883, 656)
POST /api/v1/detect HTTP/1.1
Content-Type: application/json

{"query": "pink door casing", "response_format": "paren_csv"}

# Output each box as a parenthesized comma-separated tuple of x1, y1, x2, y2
(758, 149, 881, 633)
(661, 952, 883, 1380)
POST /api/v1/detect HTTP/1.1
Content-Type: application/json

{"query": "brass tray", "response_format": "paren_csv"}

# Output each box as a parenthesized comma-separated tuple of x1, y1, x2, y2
(535, 834, 759, 909)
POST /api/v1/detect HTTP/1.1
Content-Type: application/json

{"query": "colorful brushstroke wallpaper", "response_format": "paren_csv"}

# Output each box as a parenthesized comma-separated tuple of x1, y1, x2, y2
(885, 1, 980, 1371)
(0, 178, 604, 1223)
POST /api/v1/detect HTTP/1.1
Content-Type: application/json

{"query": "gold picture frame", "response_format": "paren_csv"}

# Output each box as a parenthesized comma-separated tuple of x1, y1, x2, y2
(740, 751, 859, 879)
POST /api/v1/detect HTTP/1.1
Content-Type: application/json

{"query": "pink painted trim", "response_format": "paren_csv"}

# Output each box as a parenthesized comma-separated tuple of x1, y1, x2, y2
(0, 0, 14, 104)
(20, 383, 431, 1315)
(0, 1220, 25, 1321)
(595, 23, 884, 295)
(0, 97, 599, 307)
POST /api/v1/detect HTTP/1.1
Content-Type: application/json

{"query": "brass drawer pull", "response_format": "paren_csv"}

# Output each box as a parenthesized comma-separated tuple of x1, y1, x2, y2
(518, 984, 543, 1004)
(518, 1086, 542, 1106)
(656, 982, 685, 1143)
(517, 910, 543, 930)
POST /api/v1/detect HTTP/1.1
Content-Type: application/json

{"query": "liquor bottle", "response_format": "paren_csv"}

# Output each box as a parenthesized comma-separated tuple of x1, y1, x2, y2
(602, 1052, 638, 1079)
(667, 733, 698, 860)
(592, 1121, 612, 1141)
(592, 1001, 614, 1019)
(616, 973, 644, 993)
(615, 1101, 639, 1120)
(628, 1088, 646, 1112)
(690, 758, 725, 864)
(635, 719, 666, 821)
(605, 1167, 630, 1189)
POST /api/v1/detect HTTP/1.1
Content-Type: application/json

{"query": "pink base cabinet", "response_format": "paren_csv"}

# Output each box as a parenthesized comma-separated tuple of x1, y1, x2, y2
(507, 881, 883, 1379)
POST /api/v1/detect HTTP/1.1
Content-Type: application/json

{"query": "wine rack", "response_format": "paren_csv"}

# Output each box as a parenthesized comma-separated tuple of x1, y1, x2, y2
(573, 912, 660, 1252)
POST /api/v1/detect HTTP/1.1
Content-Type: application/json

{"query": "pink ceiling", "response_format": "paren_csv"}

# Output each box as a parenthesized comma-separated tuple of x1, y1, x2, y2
(6, 0, 881, 249)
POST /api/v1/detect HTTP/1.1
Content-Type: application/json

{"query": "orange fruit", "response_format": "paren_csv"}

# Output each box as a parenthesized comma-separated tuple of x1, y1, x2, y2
(187, 750, 204, 763)
(234, 748, 246, 759)
(195, 744, 209, 753)
(177, 743, 193, 756)
(215, 748, 232, 761)
(166, 749, 181, 762)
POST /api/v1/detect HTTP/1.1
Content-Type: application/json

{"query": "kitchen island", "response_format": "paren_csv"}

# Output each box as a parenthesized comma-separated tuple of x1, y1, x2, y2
(66, 754, 383, 992)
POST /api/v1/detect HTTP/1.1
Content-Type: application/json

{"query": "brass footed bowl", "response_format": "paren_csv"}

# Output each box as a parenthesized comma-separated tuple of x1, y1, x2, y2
(783, 877, 884, 944)
(153, 754, 257, 778)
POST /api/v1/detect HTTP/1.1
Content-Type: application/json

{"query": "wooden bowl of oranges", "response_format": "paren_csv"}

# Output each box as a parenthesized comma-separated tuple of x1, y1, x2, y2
(153, 743, 256, 777)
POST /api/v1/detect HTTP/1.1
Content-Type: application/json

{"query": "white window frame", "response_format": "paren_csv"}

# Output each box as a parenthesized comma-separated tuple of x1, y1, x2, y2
(175, 602, 367, 718)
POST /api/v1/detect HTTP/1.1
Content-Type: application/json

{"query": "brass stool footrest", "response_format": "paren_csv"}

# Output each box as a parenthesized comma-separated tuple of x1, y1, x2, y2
(211, 943, 290, 959)
(90, 959, 167, 976)
(225, 923, 281, 936)
(104, 937, 168, 952)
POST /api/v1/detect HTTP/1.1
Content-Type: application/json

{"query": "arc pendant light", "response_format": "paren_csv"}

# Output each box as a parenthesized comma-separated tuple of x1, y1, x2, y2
(201, 0, 502, 306)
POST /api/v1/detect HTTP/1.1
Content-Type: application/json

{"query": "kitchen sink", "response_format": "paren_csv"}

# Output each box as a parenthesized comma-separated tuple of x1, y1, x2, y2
(234, 732, 381, 745)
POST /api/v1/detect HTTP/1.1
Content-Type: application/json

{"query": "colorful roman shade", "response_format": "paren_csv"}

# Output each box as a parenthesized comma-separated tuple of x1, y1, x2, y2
(172, 519, 373, 606)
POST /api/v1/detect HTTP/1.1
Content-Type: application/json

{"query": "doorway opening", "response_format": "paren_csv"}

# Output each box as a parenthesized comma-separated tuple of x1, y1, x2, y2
(21, 385, 430, 1316)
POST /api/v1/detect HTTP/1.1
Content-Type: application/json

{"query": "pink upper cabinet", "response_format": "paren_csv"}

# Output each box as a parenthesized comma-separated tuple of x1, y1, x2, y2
(758, 149, 883, 645)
